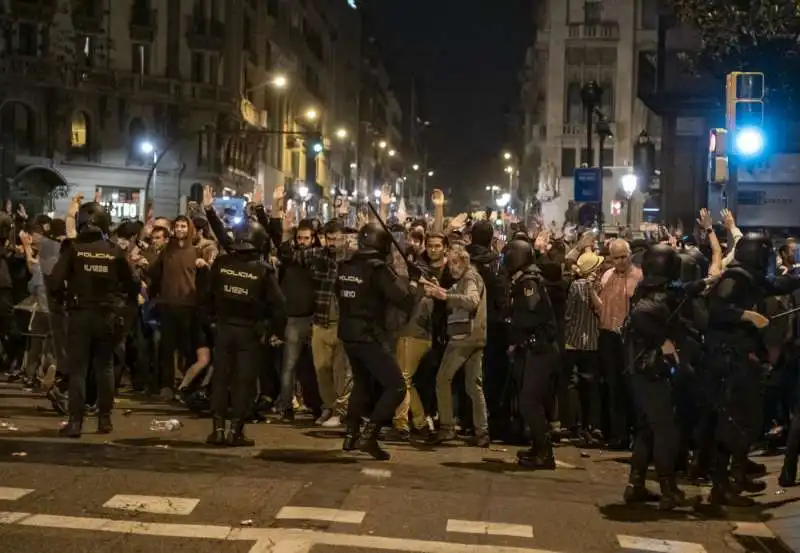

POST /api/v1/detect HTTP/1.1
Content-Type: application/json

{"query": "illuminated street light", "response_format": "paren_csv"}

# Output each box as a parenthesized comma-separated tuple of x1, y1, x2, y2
(496, 193, 511, 208)
(412, 164, 420, 171)
(621, 173, 638, 198)
(373, 189, 381, 199)
(335, 128, 348, 140)
(140, 141, 154, 155)
(272, 75, 288, 89)
(349, 162, 357, 169)
(298, 185, 309, 199)
(503, 152, 512, 160)
(305, 109, 318, 121)
(378, 140, 388, 149)
(504, 165, 514, 174)
(427, 170, 434, 177)
(388, 149, 396, 157)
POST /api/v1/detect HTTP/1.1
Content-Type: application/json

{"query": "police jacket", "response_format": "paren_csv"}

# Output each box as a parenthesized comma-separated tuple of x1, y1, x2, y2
(623, 283, 682, 376)
(204, 251, 287, 339)
(507, 264, 557, 351)
(48, 229, 138, 310)
(336, 249, 416, 343)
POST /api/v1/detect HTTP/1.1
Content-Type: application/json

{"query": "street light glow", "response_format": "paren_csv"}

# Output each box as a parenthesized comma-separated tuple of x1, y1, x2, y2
(621, 173, 638, 198)
(503, 152, 512, 160)
(335, 128, 348, 139)
(496, 193, 511, 208)
(428, 170, 434, 177)
(388, 149, 396, 157)
(412, 164, 420, 171)
(305, 109, 318, 121)
(298, 185, 309, 199)
(140, 141, 154, 154)
(378, 140, 387, 149)
(373, 189, 381, 199)
(349, 162, 357, 169)
(272, 75, 288, 88)
(505, 165, 514, 174)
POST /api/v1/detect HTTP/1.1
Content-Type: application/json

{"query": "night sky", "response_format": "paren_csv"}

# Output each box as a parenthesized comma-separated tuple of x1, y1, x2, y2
(371, 0, 533, 209)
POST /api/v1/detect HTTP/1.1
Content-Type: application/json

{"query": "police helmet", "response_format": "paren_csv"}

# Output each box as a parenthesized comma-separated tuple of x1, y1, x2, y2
(678, 246, 708, 282)
(77, 202, 110, 234)
(229, 220, 268, 252)
(503, 239, 535, 274)
(734, 232, 774, 274)
(357, 222, 392, 256)
(642, 243, 680, 283)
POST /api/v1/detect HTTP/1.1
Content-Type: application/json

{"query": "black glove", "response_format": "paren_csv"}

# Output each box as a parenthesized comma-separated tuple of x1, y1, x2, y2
(407, 262, 423, 282)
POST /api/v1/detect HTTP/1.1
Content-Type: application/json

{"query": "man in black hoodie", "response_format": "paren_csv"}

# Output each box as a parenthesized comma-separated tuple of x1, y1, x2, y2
(466, 221, 509, 430)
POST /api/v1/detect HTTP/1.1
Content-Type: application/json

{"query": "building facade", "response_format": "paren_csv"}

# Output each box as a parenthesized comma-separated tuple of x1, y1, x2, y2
(520, 0, 662, 228)
(0, 0, 402, 219)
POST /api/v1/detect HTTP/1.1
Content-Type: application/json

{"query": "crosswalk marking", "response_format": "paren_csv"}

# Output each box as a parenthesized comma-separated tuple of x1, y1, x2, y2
(361, 467, 392, 479)
(0, 511, 30, 524)
(0, 487, 33, 501)
(275, 506, 365, 524)
(733, 521, 775, 538)
(3, 511, 555, 552)
(446, 519, 534, 538)
(248, 539, 312, 553)
(618, 535, 707, 553)
(103, 494, 199, 516)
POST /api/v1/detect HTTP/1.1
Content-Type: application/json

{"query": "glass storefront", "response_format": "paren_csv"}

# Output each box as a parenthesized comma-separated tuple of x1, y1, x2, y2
(99, 187, 142, 222)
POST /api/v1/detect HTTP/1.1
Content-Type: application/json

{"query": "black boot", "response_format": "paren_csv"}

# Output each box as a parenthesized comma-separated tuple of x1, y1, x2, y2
(358, 422, 390, 460)
(779, 464, 797, 488)
(206, 416, 226, 446)
(731, 461, 767, 494)
(343, 423, 361, 451)
(709, 483, 756, 507)
(518, 436, 556, 470)
(97, 413, 113, 434)
(225, 419, 255, 447)
(59, 417, 82, 438)
(657, 477, 685, 511)
(623, 470, 660, 504)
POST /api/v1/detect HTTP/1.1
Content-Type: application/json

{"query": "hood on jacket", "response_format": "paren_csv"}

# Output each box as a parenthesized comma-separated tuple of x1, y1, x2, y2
(465, 243, 497, 265)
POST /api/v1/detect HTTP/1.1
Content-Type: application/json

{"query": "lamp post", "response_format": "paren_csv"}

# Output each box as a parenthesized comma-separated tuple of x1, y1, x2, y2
(581, 81, 603, 227)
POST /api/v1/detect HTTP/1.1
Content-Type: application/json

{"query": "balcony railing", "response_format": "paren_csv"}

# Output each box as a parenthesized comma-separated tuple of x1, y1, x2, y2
(567, 22, 619, 40)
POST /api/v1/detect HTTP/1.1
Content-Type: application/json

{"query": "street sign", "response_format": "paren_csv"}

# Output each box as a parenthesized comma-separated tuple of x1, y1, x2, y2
(573, 167, 602, 202)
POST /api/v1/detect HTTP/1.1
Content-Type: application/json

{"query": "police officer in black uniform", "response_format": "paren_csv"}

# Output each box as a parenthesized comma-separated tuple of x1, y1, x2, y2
(204, 220, 286, 447)
(49, 202, 138, 438)
(504, 239, 559, 470)
(337, 222, 418, 461)
(622, 244, 687, 510)
(704, 232, 799, 506)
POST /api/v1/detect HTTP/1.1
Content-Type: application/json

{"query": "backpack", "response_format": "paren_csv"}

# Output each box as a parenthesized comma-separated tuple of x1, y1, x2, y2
(474, 256, 509, 324)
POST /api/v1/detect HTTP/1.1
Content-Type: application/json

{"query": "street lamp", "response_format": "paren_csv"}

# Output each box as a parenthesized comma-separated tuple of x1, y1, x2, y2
(298, 185, 310, 200)
(373, 189, 381, 199)
(496, 192, 511, 209)
(140, 141, 154, 155)
(412, 164, 419, 171)
(427, 170, 434, 177)
(305, 109, 318, 121)
(388, 149, 396, 157)
(335, 128, 348, 140)
(503, 152, 512, 160)
(621, 172, 638, 227)
(378, 140, 387, 149)
(272, 75, 288, 89)
(349, 162, 357, 169)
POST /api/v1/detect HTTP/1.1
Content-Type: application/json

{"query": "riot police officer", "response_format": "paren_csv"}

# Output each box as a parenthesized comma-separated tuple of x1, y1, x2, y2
(622, 244, 687, 510)
(704, 232, 798, 506)
(204, 220, 286, 447)
(49, 202, 138, 438)
(505, 239, 559, 470)
(337, 222, 418, 461)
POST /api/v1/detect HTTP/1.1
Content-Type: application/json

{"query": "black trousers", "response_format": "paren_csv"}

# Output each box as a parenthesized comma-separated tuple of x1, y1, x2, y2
(512, 348, 557, 450)
(157, 305, 197, 390)
(629, 372, 679, 480)
(599, 330, 629, 443)
(211, 324, 259, 420)
(66, 309, 118, 419)
(344, 341, 405, 427)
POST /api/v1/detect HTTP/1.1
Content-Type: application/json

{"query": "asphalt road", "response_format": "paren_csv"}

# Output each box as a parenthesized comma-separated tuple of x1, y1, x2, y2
(0, 383, 797, 553)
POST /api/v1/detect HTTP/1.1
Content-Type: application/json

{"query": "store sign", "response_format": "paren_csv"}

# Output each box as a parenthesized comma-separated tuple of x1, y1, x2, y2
(108, 202, 139, 220)
(240, 99, 259, 127)
(737, 183, 799, 227)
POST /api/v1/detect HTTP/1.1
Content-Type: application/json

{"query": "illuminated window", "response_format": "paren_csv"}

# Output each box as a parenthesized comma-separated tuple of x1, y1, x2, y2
(71, 112, 88, 149)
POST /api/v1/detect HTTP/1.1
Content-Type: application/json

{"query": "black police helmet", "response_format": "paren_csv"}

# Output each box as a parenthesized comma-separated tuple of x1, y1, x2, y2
(678, 246, 708, 282)
(357, 222, 392, 256)
(229, 220, 268, 252)
(504, 239, 535, 274)
(734, 232, 773, 273)
(642, 243, 680, 283)
(77, 201, 110, 234)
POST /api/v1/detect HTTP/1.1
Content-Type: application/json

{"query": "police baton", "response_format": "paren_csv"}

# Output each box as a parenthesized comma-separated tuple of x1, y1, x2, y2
(365, 201, 430, 280)
(771, 304, 800, 320)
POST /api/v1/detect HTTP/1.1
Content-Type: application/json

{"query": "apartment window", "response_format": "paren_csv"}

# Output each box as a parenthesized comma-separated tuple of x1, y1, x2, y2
(267, 0, 279, 17)
(208, 53, 219, 85)
(191, 51, 206, 82)
(131, 43, 151, 76)
(100, 188, 141, 222)
(561, 148, 576, 177)
(580, 148, 613, 167)
(17, 22, 37, 56)
(290, 151, 300, 177)
(197, 126, 211, 166)
(77, 35, 94, 66)
(566, 82, 583, 123)
(1, 102, 35, 154)
(70, 111, 89, 150)
(584, 0, 602, 24)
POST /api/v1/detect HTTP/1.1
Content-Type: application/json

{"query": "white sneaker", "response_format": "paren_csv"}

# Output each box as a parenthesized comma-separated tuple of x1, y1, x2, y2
(322, 415, 342, 428)
(315, 409, 333, 426)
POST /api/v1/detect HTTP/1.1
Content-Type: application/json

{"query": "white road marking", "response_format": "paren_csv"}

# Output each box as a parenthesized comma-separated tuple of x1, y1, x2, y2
(446, 519, 534, 538)
(0, 487, 34, 501)
(249, 539, 312, 553)
(102, 494, 199, 516)
(275, 506, 365, 524)
(733, 521, 775, 538)
(361, 467, 392, 479)
(3, 511, 558, 552)
(618, 534, 707, 553)
(555, 460, 577, 469)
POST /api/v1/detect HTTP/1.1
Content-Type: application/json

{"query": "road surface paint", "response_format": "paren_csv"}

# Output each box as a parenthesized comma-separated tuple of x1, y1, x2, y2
(1, 510, 560, 552)
(103, 494, 200, 515)
(361, 467, 392, 478)
(554, 460, 577, 469)
(0, 487, 33, 501)
(446, 519, 534, 538)
(618, 535, 707, 553)
(732, 521, 775, 538)
(275, 506, 366, 524)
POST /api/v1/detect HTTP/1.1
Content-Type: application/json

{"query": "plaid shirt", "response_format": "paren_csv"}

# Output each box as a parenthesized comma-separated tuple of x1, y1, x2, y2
(288, 244, 349, 328)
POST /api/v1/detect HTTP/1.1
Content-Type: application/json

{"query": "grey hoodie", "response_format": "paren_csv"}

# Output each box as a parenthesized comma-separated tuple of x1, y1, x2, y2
(445, 265, 486, 347)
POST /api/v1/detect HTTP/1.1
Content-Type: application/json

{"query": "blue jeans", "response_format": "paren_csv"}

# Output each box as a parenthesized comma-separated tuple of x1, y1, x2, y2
(276, 316, 312, 411)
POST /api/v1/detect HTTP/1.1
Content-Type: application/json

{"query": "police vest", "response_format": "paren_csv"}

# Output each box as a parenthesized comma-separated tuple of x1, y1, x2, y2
(72, 241, 122, 305)
(214, 258, 269, 321)
(336, 257, 384, 342)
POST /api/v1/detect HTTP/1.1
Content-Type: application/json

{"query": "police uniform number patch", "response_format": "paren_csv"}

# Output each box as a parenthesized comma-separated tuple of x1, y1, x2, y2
(77, 250, 114, 278)
(220, 267, 258, 300)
